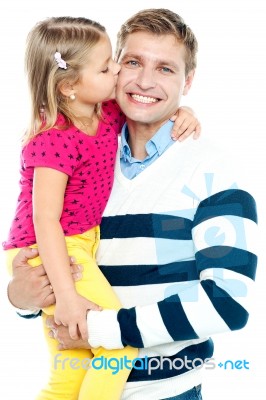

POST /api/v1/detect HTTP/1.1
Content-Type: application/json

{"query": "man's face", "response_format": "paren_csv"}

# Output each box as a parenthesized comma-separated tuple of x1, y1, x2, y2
(116, 32, 194, 130)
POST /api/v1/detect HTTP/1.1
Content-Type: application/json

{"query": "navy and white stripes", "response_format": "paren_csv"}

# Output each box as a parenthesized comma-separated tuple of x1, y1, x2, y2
(88, 137, 258, 399)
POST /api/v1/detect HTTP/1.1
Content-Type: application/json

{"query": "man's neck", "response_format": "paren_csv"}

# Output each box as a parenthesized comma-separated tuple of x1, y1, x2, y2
(127, 135, 148, 160)
(126, 120, 165, 160)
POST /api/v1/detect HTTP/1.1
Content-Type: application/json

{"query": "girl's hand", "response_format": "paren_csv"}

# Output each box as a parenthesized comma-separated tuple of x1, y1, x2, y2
(46, 315, 91, 350)
(54, 290, 101, 341)
(170, 106, 201, 142)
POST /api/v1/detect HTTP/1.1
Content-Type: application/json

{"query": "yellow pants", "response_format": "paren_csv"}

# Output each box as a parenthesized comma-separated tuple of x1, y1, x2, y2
(6, 227, 138, 400)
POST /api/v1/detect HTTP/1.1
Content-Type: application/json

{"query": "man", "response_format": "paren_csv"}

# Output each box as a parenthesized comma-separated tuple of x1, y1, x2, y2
(8, 8, 257, 400)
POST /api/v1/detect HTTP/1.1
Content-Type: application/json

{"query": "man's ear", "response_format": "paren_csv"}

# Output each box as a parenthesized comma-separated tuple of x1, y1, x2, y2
(183, 69, 195, 96)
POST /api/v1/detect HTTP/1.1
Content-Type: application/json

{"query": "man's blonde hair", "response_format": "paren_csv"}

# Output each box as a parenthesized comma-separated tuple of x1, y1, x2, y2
(115, 8, 198, 76)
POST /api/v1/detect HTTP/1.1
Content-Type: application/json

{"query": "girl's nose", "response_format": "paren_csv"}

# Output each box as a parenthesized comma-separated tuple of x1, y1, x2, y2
(112, 61, 121, 75)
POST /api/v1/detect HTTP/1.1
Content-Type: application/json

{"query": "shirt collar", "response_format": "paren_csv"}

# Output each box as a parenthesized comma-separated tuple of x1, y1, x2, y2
(120, 120, 174, 162)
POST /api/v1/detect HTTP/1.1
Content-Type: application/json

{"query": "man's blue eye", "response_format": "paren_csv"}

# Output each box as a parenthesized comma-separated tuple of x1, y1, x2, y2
(128, 60, 138, 66)
(162, 67, 172, 73)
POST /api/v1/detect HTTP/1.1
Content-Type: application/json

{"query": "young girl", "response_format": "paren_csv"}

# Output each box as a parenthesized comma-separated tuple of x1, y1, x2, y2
(3, 17, 200, 399)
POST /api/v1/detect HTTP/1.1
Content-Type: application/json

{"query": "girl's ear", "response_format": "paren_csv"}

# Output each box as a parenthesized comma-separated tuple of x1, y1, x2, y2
(58, 80, 75, 97)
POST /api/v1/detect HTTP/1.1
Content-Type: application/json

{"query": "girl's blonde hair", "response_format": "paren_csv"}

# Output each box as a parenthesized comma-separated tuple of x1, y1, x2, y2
(24, 16, 106, 143)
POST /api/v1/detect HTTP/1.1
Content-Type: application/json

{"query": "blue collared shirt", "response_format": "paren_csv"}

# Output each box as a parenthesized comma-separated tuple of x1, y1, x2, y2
(120, 120, 175, 179)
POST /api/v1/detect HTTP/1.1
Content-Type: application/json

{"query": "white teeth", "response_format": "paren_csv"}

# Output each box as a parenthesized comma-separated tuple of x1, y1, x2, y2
(131, 94, 158, 104)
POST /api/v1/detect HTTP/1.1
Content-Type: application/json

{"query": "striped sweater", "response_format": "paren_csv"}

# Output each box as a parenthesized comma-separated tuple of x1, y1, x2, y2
(88, 136, 258, 399)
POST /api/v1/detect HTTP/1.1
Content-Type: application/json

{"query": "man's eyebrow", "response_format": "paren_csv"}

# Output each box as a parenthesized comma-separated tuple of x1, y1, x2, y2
(154, 58, 180, 70)
(121, 53, 180, 70)
(120, 53, 141, 61)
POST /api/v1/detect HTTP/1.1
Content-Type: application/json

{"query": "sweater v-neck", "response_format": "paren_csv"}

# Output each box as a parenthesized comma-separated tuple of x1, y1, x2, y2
(115, 136, 194, 190)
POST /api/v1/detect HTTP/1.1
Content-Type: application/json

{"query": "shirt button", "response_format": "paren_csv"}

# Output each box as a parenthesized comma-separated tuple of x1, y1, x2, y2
(139, 164, 145, 170)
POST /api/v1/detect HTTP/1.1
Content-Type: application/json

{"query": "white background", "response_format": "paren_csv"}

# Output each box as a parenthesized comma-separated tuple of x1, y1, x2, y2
(0, 0, 265, 398)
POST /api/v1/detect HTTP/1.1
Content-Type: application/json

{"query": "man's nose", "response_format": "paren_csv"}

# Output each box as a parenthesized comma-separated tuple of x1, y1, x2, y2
(135, 67, 156, 89)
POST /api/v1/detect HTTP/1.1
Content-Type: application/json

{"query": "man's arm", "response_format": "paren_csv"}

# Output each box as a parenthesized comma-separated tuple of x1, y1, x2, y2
(49, 188, 257, 351)
(103, 190, 256, 350)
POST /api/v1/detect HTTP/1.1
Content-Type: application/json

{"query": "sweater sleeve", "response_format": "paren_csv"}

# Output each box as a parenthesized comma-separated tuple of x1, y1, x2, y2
(88, 187, 258, 349)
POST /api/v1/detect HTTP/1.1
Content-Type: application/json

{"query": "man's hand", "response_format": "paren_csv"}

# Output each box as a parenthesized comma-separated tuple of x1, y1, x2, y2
(46, 315, 92, 350)
(7, 247, 83, 310)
